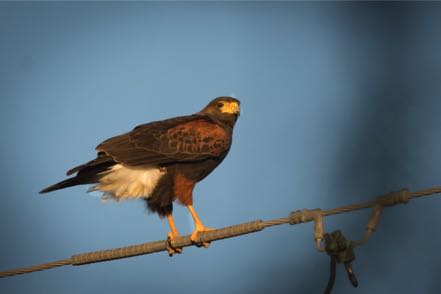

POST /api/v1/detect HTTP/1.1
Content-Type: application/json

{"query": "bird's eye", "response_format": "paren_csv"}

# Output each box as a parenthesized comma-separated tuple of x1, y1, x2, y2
(217, 102, 224, 109)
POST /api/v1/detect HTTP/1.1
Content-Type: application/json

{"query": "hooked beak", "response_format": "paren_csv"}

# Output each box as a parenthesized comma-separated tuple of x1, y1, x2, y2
(223, 102, 240, 116)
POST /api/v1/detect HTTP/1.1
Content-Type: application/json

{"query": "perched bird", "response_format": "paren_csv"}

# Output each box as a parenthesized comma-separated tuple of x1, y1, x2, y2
(40, 97, 240, 250)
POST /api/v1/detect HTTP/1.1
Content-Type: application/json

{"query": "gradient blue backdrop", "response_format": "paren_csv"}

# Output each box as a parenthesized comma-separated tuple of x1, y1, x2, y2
(1, 2, 441, 293)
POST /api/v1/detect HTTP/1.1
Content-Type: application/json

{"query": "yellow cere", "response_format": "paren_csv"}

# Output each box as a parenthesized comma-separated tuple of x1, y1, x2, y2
(222, 101, 240, 115)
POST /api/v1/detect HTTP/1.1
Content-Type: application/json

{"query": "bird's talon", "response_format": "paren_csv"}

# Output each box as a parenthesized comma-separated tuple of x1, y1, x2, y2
(190, 227, 215, 248)
(166, 232, 183, 257)
(194, 241, 210, 248)
(167, 246, 183, 257)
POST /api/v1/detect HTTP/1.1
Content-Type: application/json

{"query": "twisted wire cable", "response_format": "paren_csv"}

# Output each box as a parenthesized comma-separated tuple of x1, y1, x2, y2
(1, 186, 440, 278)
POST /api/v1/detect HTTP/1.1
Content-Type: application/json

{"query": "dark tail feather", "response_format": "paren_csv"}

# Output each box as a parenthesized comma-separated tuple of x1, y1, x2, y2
(39, 176, 97, 194)
(40, 154, 116, 194)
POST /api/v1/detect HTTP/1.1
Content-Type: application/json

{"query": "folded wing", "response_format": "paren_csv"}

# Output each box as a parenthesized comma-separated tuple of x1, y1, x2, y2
(96, 114, 231, 167)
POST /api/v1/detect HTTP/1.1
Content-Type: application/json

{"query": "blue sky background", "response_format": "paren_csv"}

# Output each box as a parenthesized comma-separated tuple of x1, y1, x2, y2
(1, 2, 441, 293)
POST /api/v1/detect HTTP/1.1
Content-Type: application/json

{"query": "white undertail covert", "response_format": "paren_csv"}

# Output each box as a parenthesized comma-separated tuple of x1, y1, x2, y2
(90, 164, 166, 201)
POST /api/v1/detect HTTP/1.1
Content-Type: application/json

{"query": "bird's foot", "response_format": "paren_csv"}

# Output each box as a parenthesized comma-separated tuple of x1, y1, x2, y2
(190, 225, 215, 248)
(167, 231, 183, 257)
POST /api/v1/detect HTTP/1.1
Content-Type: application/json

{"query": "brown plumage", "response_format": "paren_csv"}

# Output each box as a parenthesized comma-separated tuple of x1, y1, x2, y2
(40, 96, 240, 248)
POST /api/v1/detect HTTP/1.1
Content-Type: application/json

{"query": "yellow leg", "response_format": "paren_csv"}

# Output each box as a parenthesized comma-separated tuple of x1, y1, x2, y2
(166, 212, 179, 238)
(166, 212, 182, 256)
(187, 204, 214, 248)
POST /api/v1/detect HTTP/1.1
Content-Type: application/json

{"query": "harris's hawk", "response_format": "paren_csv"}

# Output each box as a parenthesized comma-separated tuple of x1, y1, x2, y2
(40, 97, 240, 249)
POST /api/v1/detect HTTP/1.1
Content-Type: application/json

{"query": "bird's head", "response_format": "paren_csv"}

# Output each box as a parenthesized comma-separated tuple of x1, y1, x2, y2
(200, 96, 241, 128)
